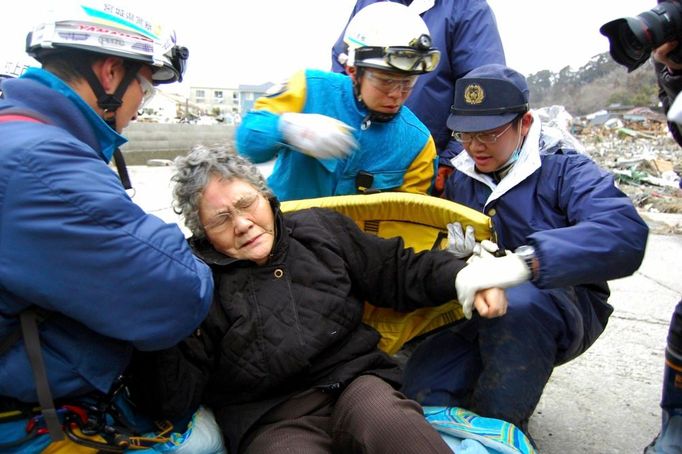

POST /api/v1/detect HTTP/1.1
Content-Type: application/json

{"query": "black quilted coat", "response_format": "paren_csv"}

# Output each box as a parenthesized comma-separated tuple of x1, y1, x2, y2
(130, 206, 464, 452)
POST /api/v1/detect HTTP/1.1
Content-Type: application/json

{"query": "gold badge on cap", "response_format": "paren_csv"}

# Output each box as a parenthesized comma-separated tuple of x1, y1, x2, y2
(463, 84, 484, 105)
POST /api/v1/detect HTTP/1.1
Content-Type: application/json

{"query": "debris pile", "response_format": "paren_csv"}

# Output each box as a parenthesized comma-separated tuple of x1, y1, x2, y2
(576, 121, 681, 213)
(531, 104, 680, 233)
(571, 115, 682, 234)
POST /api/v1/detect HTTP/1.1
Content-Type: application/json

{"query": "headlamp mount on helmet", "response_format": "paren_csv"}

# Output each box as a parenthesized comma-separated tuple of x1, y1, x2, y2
(167, 45, 189, 84)
(353, 35, 440, 75)
(410, 34, 433, 51)
(343, 2, 440, 75)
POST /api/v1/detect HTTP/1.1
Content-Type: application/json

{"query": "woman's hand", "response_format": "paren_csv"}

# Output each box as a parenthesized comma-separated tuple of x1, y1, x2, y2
(473, 287, 508, 319)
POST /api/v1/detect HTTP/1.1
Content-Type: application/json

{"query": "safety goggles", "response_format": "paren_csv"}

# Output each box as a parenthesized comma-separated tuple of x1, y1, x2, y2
(354, 46, 441, 74)
(364, 70, 418, 94)
(135, 74, 156, 108)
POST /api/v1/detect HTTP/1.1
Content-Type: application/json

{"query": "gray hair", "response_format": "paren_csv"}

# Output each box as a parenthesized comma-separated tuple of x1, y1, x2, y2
(172, 144, 273, 239)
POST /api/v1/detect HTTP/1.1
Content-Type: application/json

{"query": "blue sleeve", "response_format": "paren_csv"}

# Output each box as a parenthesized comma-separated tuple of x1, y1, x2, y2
(447, 0, 506, 78)
(439, 140, 465, 166)
(235, 110, 286, 163)
(528, 157, 649, 288)
(1, 131, 214, 351)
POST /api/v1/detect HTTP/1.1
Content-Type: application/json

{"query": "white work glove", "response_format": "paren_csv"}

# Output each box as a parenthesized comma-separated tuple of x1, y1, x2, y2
(454, 253, 531, 319)
(467, 239, 502, 263)
(279, 112, 357, 159)
(446, 222, 476, 259)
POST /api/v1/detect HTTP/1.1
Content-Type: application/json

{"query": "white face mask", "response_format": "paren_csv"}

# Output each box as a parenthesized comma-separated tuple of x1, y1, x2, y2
(490, 120, 525, 181)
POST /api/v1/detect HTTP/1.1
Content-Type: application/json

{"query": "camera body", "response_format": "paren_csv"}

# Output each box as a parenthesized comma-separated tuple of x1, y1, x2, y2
(600, 0, 682, 72)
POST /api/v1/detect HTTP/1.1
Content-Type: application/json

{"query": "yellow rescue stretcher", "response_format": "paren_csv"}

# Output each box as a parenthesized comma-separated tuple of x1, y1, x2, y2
(281, 192, 494, 355)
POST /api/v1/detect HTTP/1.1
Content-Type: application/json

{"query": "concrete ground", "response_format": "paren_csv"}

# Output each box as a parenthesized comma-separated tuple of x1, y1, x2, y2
(126, 164, 681, 454)
(529, 232, 681, 454)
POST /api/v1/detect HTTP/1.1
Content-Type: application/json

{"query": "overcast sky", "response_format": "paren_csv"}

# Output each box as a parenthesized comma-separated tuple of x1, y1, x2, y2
(0, 0, 657, 94)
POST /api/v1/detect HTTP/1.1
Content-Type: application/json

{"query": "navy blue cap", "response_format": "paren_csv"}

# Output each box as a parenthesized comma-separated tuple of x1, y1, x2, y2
(447, 64, 529, 133)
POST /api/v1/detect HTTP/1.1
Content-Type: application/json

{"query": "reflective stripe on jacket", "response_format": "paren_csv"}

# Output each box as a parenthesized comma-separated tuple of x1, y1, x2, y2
(236, 69, 436, 201)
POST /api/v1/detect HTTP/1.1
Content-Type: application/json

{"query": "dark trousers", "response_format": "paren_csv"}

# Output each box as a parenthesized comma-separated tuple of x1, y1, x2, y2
(241, 375, 451, 454)
(662, 299, 682, 411)
(402, 282, 603, 430)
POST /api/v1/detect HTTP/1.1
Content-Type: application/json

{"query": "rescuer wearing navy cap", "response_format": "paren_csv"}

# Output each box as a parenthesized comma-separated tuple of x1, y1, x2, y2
(401, 63, 649, 442)
(447, 64, 529, 133)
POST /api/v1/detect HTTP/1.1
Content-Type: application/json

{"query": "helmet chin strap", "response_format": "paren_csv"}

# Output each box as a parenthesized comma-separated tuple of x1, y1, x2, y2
(353, 68, 399, 130)
(74, 59, 141, 190)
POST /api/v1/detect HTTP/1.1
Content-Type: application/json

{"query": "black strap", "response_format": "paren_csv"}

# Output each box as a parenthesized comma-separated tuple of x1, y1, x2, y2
(19, 309, 64, 441)
(112, 148, 132, 190)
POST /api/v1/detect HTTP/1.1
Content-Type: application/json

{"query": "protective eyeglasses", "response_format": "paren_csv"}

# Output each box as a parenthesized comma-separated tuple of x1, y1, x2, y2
(364, 70, 418, 94)
(135, 74, 156, 108)
(452, 122, 514, 144)
(354, 45, 441, 74)
(203, 192, 262, 233)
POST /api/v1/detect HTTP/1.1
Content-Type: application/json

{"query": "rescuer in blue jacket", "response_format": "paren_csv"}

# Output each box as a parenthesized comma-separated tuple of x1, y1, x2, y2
(237, 2, 439, 201)
(402, 64, 649, 438)
(0, 2, 213, 451)
(332, 0, 506, 193)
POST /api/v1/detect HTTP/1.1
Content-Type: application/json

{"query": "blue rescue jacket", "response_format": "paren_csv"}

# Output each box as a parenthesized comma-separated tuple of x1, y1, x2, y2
(443, 112, 649, 295)
(0, 69, 213, 403)
(332, 0, 506, 164)
(236, 69, 436, 201)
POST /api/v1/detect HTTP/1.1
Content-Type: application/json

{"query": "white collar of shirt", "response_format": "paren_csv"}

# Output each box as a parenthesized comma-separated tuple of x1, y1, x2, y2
(450, 111, 543, 209)
(408, 0, 435, 14)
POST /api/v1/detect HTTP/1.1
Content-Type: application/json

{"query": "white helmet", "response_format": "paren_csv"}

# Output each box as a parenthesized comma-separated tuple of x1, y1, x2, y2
(342, 2, 440, 75)
(26, 1, 187, 84)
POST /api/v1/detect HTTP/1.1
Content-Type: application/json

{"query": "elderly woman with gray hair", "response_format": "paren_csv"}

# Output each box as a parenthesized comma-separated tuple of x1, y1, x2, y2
(129, 145, 529, 454)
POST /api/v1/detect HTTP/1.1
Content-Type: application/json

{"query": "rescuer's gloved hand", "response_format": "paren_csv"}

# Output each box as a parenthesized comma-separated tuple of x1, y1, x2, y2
(455, 253, 531, 319)
(467, 239, 503, 263)
(280, 113, 357, 159)
(446, 222, 476, 258)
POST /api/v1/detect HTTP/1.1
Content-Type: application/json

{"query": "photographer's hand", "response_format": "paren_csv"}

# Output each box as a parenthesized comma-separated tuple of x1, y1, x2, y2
(653, 41, 682, 72)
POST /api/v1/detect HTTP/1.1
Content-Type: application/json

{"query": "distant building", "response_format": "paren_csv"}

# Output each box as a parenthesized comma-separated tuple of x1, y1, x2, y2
(238, 82, 274, 114)
(146, 82, 276, 124)
(138, 91, 187, 123)
(189, 86, 240, 117)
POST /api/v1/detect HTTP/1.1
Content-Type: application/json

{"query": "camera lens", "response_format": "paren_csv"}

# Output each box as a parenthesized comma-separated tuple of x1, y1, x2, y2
(618, 24, 648, 62)
(600, 18, 652, 72)
(600, 0, 682, 72)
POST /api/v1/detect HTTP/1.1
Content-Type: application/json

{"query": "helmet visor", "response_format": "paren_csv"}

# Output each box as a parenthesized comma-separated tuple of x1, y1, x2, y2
(355, 46, 441, 73)
(154, 45, 189, 84)
(169, 45, 189, 83)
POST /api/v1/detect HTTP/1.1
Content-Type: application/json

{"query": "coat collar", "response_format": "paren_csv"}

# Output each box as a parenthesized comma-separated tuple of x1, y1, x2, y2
(17, 68, 127, 163)
(190, 201, 289, 268)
